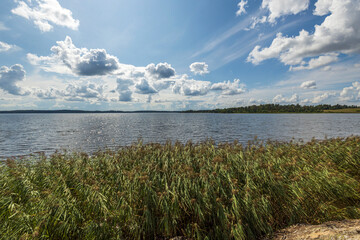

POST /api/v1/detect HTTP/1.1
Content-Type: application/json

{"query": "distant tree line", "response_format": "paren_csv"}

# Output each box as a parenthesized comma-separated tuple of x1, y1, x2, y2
(185, 104, 359, 113)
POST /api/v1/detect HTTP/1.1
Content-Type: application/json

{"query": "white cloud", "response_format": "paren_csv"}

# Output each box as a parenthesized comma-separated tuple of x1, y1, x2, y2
(236, 0, 248, 16)
(146, 62, 175, 79)
(248, 16, 268, 29)
(0, 41, 15, 52)
(28, 37, 178, 86)
(152, 79, 175, 91)
(262, 0, 310, 23)
(189, 62, 209, 75)
(27, 37, 184, 103)
(114, 65, 177, 101)
(313, 0, 333, 16)
(118, 90, 132, 102)
(300, 80, 316, 89)
(276, 60, 360, 89)
(173, 75, 211, 96)
(312, 92, 336, 103)
(60, 82, 106, 102)
(0, 64, 29, 96)
(28, 36, 120, 76)
(135, 78, 157, 95)
(12, 0, 79, 32)
(301, 92, 336, 104)
(31, 79, 113, 103)
(27, 37, 231, 103)
(248, 0, 360, 69)
(340, 81, 360, 101)
(34, 88, 58, 99)
(291, 54, 338, 71)
(116, 78, 134, 102)
(210, 79, 246, 95)
(249, 98, 265, 104)
(273, 93, 299, 103)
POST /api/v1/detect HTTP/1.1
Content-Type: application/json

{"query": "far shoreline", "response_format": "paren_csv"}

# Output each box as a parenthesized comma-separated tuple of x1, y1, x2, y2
(0, 110, 359, 114)
(1, 104, 359, 114)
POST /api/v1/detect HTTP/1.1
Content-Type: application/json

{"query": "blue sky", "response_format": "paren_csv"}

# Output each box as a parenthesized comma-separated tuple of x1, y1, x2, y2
(0, 0, 359, 110)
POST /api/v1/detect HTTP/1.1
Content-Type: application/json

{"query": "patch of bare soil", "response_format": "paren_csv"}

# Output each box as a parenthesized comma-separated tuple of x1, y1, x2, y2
(271, 220, 360, 240)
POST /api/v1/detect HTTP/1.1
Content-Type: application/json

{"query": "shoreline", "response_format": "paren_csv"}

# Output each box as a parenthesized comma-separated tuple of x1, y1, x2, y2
(0, 104, 359, 114)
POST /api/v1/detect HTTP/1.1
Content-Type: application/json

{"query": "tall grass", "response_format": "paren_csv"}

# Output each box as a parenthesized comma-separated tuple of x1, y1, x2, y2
(1, 137, 360, 239)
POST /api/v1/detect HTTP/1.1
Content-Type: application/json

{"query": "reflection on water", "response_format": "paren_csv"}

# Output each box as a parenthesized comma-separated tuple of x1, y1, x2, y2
(0, 113, 359, 158)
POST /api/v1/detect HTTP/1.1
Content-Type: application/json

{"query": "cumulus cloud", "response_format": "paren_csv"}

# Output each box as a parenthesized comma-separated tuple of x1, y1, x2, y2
(116, 78, 134, 102)
(210, 79, 246, 95)
(115, 62, 177, 101)
(0, 41, 15, 52)
(27, 37, 178, 83)
(273, 93, 299, 103)
(146, 62, 175, 79)
(12, 0, 79, 32)
(291, 55, 338, 71)
(248, 16, 268, 29)
(118, 90, 132, 102)
(302, 92, 336, 104)
(189, 62, 209, 75)
(26, 37, 181, 102)
(0, 64, 29, 95)
(152, 79, 175, 91)
(236, 0, 248, 16)
(33, 82, 109, 102)
(28, 36, 120, 76)
(173, 76, 211, 96)
(313, 0, 334, 16)
(262, 0, 310, 23)
(35, 88, 58, 99)
(300, 80, 317, 89)
(249, 98, 265, 104)
(312, 92, 336, 103)
(248, 0, 360, 69)
(60, 82, 106, 102)
(135, 78, 157, 95)
(340, 81, 360, 101)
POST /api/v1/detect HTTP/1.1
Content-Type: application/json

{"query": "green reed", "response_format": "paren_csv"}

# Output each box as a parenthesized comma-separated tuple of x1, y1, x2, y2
(1, 137, 360, 239)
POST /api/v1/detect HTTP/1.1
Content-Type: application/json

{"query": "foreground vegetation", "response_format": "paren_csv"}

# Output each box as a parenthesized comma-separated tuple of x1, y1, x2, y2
(1, 137, 360, 239)
(186, 104, 360, 113)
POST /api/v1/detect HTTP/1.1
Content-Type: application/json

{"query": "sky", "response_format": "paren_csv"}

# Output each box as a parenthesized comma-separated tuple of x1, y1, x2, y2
(0, 0, 360, 111)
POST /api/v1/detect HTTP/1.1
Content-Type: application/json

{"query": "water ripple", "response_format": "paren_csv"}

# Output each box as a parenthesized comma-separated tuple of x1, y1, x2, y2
(0, 113, 359, 159)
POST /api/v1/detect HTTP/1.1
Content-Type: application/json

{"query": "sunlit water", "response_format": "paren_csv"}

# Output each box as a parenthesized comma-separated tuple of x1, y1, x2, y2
(0, 113, 359, 158)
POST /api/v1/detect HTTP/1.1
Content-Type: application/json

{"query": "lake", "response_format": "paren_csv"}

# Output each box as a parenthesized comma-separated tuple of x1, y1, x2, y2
(0, 113, 359, 159)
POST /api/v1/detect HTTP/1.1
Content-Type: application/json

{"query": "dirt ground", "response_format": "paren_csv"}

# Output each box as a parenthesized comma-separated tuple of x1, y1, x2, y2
(167, 220, 360, 240)
(271, 219, 360, 240)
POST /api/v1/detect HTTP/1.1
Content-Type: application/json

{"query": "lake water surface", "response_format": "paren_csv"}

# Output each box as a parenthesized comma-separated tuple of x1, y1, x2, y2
(0, 113, 359, 158)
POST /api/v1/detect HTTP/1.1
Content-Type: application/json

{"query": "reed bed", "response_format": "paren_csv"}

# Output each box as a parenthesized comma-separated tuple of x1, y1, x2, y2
(1, 137, 360, 240)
